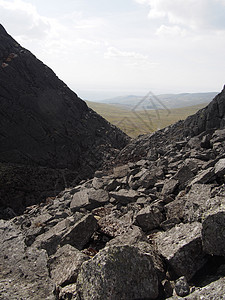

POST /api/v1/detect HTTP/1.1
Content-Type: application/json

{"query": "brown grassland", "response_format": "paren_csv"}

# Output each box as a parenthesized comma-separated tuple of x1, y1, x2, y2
(86, 101, 208, 137)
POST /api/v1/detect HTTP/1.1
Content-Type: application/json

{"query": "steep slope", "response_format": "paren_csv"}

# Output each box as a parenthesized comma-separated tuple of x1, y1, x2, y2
(117, 86, 225, 163)
(0, 25, 129, 216)
(1, 88, 225, 299)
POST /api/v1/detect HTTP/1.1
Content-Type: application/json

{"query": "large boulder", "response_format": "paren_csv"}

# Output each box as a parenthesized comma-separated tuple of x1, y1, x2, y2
(154, 222, 207, 280)
(76, 245, 159, 300)
(202, 205, 225, 256)
(0, 219, 54, 299)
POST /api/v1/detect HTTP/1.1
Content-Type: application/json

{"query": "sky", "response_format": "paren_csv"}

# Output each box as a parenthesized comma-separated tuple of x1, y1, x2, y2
(0, 0, 224, 100)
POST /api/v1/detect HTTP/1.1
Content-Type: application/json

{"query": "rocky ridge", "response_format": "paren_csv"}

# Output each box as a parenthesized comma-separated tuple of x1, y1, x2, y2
(0, 25, 129, 217)
(1, 88, 225, 299)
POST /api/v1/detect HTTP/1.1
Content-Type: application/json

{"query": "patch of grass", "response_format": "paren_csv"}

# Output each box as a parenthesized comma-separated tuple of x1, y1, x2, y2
(86, 101, 208, 138)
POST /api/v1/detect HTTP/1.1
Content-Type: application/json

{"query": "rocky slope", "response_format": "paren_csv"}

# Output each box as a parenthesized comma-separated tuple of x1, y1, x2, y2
(0, 25, 129, 217)
(1, 87, 225, 299)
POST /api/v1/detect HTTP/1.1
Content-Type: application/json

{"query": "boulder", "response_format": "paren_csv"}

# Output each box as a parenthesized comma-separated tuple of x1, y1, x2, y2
(189, 167, 215, 185)
(48, 244, 89, 288)
(76, 245, 159, 300)
(113, 165, 130, 178)
(35, 214, 98, 255)
(214, 158, 225, 177)
(202, 205, 225, 256)
(70, 188, 109, 211)
(162, 178, 179, 195)
(109, 189, 140, 204)
(135, 204, 165, 232)
(154, 222, 206, 280)
(0, 220, 54, 299)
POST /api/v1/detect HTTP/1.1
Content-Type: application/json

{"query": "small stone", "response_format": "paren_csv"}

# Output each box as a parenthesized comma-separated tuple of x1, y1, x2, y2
(175, 276, 190, 297)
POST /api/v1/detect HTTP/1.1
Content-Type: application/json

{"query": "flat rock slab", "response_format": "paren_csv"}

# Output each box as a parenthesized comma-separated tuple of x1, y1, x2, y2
(109, 189, 140, 204)
(154, 222, 206, 280)
(70, 188, 109, 211)
(0, 220, 54, 300)
(202, 205, 225, 256)
(76, 245, 158, 300)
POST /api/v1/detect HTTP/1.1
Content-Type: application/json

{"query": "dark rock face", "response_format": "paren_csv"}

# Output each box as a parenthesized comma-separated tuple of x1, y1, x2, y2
(0, 25, 129, 215)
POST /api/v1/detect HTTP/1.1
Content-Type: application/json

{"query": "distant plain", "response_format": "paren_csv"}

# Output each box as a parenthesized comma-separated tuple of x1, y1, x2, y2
(86, 101, 208, 137)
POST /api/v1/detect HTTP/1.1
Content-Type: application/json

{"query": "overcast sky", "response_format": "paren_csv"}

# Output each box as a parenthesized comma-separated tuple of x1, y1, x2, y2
(0, 0, 224, 100)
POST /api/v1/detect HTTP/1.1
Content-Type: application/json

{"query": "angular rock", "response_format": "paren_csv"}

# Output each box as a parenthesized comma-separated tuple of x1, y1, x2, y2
(109, 189, 139, 204)
(183, 184, 214, 223)
(70, 190, 90, 212)
(88, 188, 109, 207)
(154, 222, 206, 280)
(107, 225, 146, 246)
(173, 165, 195, 189)
(135, 204, 165, 232)
(162, 178, 179, 195)
(48, 244, 89, 288)
(214, 158, 225, 177)
(35, 214, 98, 255)
(76, 245, 159, 300)
(189, 167, 215, 185)
(202, 205, 225, 256)
(113, 165, 130, 178)
(70, 188, 109, 211)
(0, 220, 54, 299)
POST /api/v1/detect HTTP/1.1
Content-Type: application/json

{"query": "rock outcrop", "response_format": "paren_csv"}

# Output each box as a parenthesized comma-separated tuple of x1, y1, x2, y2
(0, 24, 129, 216)
(1, 24, 225, 299)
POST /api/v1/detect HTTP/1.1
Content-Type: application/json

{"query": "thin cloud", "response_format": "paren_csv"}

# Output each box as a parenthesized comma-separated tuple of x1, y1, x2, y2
(135, 0, 225, 31)
(0, 0, 51, 39)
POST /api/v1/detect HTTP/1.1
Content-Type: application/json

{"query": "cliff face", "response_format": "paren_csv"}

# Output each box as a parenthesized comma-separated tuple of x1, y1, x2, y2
(0, 25, 129, 215)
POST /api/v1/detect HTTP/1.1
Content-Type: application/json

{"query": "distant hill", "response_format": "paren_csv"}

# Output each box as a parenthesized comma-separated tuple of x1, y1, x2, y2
(96, 92, 218, 109)
(86, 100, 210, 137)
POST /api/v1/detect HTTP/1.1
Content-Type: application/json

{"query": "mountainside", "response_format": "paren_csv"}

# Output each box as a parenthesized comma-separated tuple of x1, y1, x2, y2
(0, 24, 225, 300)
(1, 87, 225, 300)
(0, 25, 129, 216)
(96, 92, 217, 109)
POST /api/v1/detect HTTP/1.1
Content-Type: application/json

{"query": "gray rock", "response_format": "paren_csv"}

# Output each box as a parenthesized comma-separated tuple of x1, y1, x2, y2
(35, 214, 98, 255)
(165, 196, 186, 221)
(76, 245, 159, 300)
(202, 205, 225, 256)
(113, 165, 130, 178)
(173, 165, 195, 189)
(162, 178, 179, 195)
(175, 276, 190, 297)
(168, 277, 225, 299)
(135, 204, 165, 232)
(48, 244, 89, 288)
(88, 188, 109, 207)
(70, 189, 90, 211)
(154, 222, 206, 280)
(183, 184, 214, 223)
(109, 189, 140, 204)
(190, 167, 215, 185)
(215, 158, 225, 177)
(107, 225, 146, 246)
(0, 220, 54, 299)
